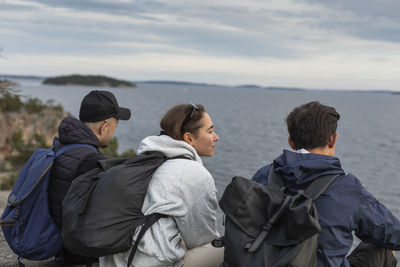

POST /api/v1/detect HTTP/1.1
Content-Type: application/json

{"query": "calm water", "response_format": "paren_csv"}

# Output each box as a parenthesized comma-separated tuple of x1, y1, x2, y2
(11, 79, 400, 230)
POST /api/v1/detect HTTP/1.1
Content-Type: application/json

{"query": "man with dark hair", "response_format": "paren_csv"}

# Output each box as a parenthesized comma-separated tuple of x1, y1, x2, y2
(48, 90, 131, 265)
(252, 101, 400, 267)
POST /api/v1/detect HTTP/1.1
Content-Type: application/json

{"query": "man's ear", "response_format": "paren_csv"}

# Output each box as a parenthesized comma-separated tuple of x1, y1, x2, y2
(328, 133, 338, 148)
(98, 121, 108, 136)
(183, 132, 194, 145)
(288, 136, 296, 150)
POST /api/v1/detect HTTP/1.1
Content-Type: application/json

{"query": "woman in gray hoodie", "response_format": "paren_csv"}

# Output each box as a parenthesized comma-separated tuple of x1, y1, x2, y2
(100, 104, 222, 267)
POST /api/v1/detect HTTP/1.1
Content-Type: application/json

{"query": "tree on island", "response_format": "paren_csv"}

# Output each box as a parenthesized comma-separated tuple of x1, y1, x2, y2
(43, 74, 136, 88)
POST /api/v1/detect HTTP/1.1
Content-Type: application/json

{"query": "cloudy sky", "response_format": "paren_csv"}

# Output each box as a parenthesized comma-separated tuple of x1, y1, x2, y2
(1, 0, 400, 90)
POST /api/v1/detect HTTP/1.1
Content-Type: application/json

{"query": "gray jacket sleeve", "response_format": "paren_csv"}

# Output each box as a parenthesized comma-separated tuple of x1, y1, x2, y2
(175, 190, 220, 249)
(141, 159, 220, 250)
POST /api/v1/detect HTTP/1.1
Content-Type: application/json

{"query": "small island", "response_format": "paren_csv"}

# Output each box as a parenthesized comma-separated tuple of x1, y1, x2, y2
(43, 74, 136, 88)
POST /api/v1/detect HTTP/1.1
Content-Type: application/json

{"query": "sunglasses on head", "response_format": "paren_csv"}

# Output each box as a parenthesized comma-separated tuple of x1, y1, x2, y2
(188, 103, 199, 118)
(181, 103, 200, 132)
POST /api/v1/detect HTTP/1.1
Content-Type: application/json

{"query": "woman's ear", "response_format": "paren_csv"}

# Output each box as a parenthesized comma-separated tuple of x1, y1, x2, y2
(183, 132, 194, 146)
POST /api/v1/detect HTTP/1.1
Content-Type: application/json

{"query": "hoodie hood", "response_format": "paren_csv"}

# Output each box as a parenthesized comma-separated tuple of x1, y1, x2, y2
(273, 150, 344, 186)
(58, 116, 100, 147)
(137, 135, 202, 164)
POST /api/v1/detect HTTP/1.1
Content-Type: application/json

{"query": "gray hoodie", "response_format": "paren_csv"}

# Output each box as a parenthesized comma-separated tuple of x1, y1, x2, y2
(100, 135, 220, 267)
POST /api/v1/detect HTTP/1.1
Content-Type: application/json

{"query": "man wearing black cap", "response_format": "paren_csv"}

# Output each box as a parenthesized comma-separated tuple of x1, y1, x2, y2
(48, 90, 131, 265)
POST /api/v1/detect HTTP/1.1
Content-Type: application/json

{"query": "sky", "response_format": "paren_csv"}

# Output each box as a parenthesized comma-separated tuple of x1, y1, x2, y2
(1, 0, 400, 91)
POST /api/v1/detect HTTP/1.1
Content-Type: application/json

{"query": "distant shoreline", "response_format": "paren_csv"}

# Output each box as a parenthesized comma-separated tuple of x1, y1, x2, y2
(1, 74, 399, 94)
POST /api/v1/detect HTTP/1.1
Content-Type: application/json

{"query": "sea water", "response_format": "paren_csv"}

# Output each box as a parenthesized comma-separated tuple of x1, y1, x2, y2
(11, 79, 400, 235)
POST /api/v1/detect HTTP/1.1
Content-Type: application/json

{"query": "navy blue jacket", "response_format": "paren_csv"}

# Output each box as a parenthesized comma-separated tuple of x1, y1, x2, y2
(252, 150, 400, 267)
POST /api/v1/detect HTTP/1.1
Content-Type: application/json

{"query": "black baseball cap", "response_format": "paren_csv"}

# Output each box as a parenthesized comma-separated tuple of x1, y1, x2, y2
(79, 90, 131, 122)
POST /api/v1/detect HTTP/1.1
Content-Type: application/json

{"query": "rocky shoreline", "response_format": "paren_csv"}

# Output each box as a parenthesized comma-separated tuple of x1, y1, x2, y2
(0, 103, 68, 191)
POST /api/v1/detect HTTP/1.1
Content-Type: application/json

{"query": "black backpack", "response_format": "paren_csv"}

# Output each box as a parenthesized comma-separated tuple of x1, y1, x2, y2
(62, 151, 185, 267)
(219, 167, 340, 267)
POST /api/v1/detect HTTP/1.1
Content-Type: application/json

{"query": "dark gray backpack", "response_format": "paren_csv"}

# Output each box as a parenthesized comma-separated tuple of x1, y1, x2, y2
(62, 151, 186, 267)
(219, 167, 339, 267)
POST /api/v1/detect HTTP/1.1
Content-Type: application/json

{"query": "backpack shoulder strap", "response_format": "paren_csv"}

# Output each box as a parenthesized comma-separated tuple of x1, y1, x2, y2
(127, 213, 166, 267)
(169, 155, 191, 160)
(267, 165, 341, 200)
(142, 151, 190, 161)
(267, 166, 283, 191)
(304, 173, 342, 200)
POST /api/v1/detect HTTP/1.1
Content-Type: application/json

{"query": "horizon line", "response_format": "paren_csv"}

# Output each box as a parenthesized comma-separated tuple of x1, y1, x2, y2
(0, 73, 399, 94)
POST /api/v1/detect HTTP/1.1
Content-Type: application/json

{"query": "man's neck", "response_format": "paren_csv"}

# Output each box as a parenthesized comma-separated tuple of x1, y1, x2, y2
(289, 134, 337, 157)
(306, 146, 335, 156)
